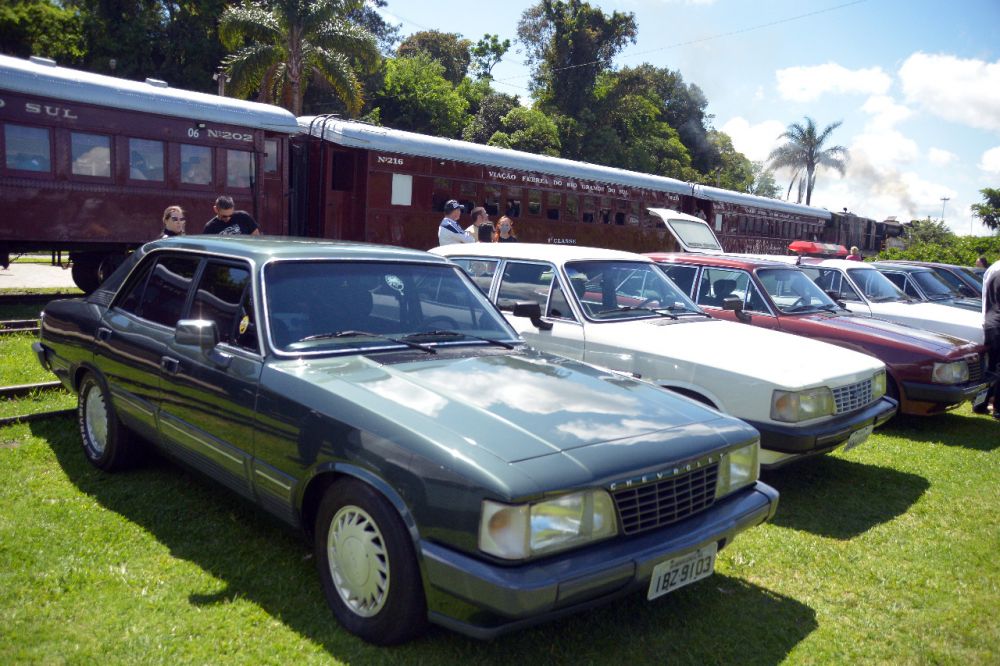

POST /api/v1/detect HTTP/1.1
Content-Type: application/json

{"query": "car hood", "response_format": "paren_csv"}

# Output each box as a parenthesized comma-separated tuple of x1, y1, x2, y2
(866, 301, 984, 344)
(794, 311, 978, 354)
(265, 349, 750, 464)
(583, 316, 883, 387)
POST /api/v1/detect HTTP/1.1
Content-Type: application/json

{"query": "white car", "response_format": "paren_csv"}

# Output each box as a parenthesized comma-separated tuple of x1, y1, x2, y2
(792, 258, 986, 345)
(432, 243, 897, 467)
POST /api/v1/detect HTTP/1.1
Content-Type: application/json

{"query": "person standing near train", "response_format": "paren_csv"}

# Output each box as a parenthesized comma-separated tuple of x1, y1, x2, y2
(203, 195, 260, 235)
(978, 258, 1000, 419)
(437, 200, 474, 244)
(159, 205, 186, 238)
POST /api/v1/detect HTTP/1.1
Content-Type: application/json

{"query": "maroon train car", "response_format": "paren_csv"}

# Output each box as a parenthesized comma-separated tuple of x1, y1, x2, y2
(0, 54, 298, 291)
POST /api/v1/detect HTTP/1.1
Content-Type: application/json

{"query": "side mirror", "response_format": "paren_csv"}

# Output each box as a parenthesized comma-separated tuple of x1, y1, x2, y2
(512, 301, 553, 331)
(722, 296, 751, 323)
(176, 319, 219, 350)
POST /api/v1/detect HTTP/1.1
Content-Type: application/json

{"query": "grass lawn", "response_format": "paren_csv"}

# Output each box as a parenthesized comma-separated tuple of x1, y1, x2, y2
(0, 333, 56, 387)
(0, 400, 997, 663)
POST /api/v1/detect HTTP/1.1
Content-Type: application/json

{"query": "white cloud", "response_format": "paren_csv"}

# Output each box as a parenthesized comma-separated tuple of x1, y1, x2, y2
(860, 95, 912, 130)
(899, 52, 1000, 132)
(928, 148, 958, 166)
(719, 117, 787, 162)
(775, 63, 891, 102)
(980, 146, 1000, 173)
(849, 130, 919, 170)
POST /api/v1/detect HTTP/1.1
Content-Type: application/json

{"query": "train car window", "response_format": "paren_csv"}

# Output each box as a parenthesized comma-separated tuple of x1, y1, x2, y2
(484, 184, 501, 216)
(459, 180, 478, 200)
(432, 177, 452, 211)
(128, 138, 164, 181)
(330, 152, 354, 190)
(391, 173, 413, 206)
(565, 194, 579, 221)
(263, 139, 278, 174)
(582, 196, 595, 223)
(70, 132, 111, 178)
(600, 197, 612, 224)
(528, 189, 541, 216)
(4, 124, 51, 172)
(614, 211, 626, 225)
(226, 149, 253, 188)
(546, 192, 560, 220)
(505, 186, 522, 218)
(180, 144, 212, 185)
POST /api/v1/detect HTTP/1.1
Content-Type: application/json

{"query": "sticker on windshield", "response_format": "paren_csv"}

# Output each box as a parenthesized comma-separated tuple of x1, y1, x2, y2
(385, 274, 405, 292)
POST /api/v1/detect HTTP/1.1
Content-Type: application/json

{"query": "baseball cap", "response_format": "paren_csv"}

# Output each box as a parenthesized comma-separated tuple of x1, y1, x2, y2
(444, 199, 465, 212)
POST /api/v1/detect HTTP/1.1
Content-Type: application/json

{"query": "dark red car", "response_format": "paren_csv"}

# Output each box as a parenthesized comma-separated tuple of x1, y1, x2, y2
(648, 252, 991, 416)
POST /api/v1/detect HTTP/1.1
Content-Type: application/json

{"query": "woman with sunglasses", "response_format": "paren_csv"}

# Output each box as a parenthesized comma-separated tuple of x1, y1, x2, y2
(160, 205, 186, 238)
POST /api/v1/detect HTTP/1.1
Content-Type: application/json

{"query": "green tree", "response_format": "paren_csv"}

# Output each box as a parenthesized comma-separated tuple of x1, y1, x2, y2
(375, 54, 468, 137)
(462, 92, 520, 144)
(0, 1, 85, 62)
(748, 161, 782, 198)
(470, 33, 511, 80)
(971, 187, 1000, 232)
(905, 218, 956, 246)
(350, 0, 400, 55)
(703, 130, 754, 192)
(396, 30, 471, 86)
(219, 0, 380, 116)
(488, 107, 561, 156)
(768, 117, 847, 205)
(517, 0, 637, 158)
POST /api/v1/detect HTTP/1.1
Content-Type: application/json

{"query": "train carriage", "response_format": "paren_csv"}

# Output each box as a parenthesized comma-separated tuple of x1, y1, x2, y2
(0, 54, 299, 291)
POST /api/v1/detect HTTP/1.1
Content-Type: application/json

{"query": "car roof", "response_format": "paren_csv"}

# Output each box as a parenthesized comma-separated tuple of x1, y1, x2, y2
(797, 257, 877, 269)
(879, 260, 967, 271)
(871, 262, 936, 273)
(145, 235, 450, 266)
(431, 242, 654, 263)
(647, 252, 798, 270)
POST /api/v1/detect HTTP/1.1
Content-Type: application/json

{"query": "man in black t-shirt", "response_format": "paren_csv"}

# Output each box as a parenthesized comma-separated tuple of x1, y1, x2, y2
(203, 195, 260, 236)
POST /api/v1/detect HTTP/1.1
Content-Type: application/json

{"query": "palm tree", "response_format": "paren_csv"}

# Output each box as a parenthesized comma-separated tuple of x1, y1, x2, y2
(219, 0, 380, 116)
(767, 117, 847, 205)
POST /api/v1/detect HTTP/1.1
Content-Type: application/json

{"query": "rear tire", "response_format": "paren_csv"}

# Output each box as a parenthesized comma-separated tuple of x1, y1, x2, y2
(77, 373, 137, 471)
(314, 479, 427, 645)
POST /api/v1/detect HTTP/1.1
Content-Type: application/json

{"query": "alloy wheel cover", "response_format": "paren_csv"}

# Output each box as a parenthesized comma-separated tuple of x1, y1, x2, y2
(327, 505, 390, 617)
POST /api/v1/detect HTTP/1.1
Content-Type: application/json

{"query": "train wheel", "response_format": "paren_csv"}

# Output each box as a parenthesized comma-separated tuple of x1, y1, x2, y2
(70, 258, 101, 293)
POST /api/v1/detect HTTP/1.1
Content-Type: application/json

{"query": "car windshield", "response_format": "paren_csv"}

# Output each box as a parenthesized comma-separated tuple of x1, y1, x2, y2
(757, 268, 838, 313)
(910, 270, 959, 299)
(564, 260, 702, 320)
(665, 219, 724, 251)
(846, 267, 908, 302)
(264, 261, 518, 353)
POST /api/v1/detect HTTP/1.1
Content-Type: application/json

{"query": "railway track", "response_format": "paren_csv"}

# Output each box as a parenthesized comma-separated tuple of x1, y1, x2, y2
(0, 292, 77, 306)
(0, 381, 72, 428)
(0, 319, 40, 336)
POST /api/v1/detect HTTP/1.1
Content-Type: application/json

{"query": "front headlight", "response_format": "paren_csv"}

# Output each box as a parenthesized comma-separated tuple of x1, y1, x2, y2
(479, 490, 618, 560)
(715, 441, 760, 498)
(771, 386, 835, 422)
(872, 369, 887, 399)
(931, 361, 969, 384)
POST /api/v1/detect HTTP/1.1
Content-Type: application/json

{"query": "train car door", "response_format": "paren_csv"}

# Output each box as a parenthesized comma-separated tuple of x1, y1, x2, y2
(258, 134, 288, 234)
(322, 148, 365, 241)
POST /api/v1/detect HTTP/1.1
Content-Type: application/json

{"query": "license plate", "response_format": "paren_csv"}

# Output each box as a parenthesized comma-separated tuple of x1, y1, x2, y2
(973, 389, 988, 408)
(647, 543, 717, 601)
(843, 424, 874, 452)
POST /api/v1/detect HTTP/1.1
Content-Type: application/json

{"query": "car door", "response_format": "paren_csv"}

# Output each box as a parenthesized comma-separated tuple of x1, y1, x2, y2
(157, 259, 261, 499)
(494, 260, 586, 360)
(698, 268, 781, 331)
(95, 252, 201, 443)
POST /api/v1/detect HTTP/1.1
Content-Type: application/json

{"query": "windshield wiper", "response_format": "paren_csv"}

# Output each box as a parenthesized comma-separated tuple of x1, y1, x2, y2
(592, 306, 678, 319)
(297, 330, 436, 354)
(401, 330, 517, 349)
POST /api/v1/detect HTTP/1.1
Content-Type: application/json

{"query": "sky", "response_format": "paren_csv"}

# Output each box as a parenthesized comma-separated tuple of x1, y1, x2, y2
(376, 0, 1000, 236)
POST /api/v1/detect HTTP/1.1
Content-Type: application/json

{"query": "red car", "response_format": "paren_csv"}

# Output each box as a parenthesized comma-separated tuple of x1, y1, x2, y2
(648, 252, 991, 416)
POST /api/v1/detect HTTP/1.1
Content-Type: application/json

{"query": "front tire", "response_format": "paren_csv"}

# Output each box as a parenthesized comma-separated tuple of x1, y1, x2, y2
(315, 479, 427, 645)
(77, 373, 137, 471)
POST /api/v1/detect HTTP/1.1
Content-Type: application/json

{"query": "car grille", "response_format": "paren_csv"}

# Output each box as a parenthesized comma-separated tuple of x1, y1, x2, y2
(967, 356, 983, 383)
(833, 378, 874, 414)
(612, 464, 718, 536)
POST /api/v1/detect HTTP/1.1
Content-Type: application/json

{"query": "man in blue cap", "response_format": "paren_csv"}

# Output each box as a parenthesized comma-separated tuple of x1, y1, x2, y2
(437, 199, 474, 245)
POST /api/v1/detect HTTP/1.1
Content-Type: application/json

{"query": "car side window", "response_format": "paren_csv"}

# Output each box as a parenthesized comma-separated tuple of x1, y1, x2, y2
(902, 278, 921, 298)
(745, 280, 770, 313)
(547, 278, 577, 321)
(450, 257, 498, 295)
(882, 272, 906, 291)
(496, 261, 553, 311)
(190, 261, 254, 350)
(806, 268, 862, 302)
(660, 264, 697, 298)
(697, 268, 747, 308)
(119, 255, 199, 327)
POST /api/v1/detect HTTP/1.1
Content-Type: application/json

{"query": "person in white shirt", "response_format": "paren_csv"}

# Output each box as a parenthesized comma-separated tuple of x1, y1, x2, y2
(437, 200, 474, 245)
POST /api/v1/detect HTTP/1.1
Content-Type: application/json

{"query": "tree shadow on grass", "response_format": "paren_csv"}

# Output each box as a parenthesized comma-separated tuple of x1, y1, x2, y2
(761, 456, 928, 540)
(36, 417, 815, 666)
(878, 412, 1000, 451)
